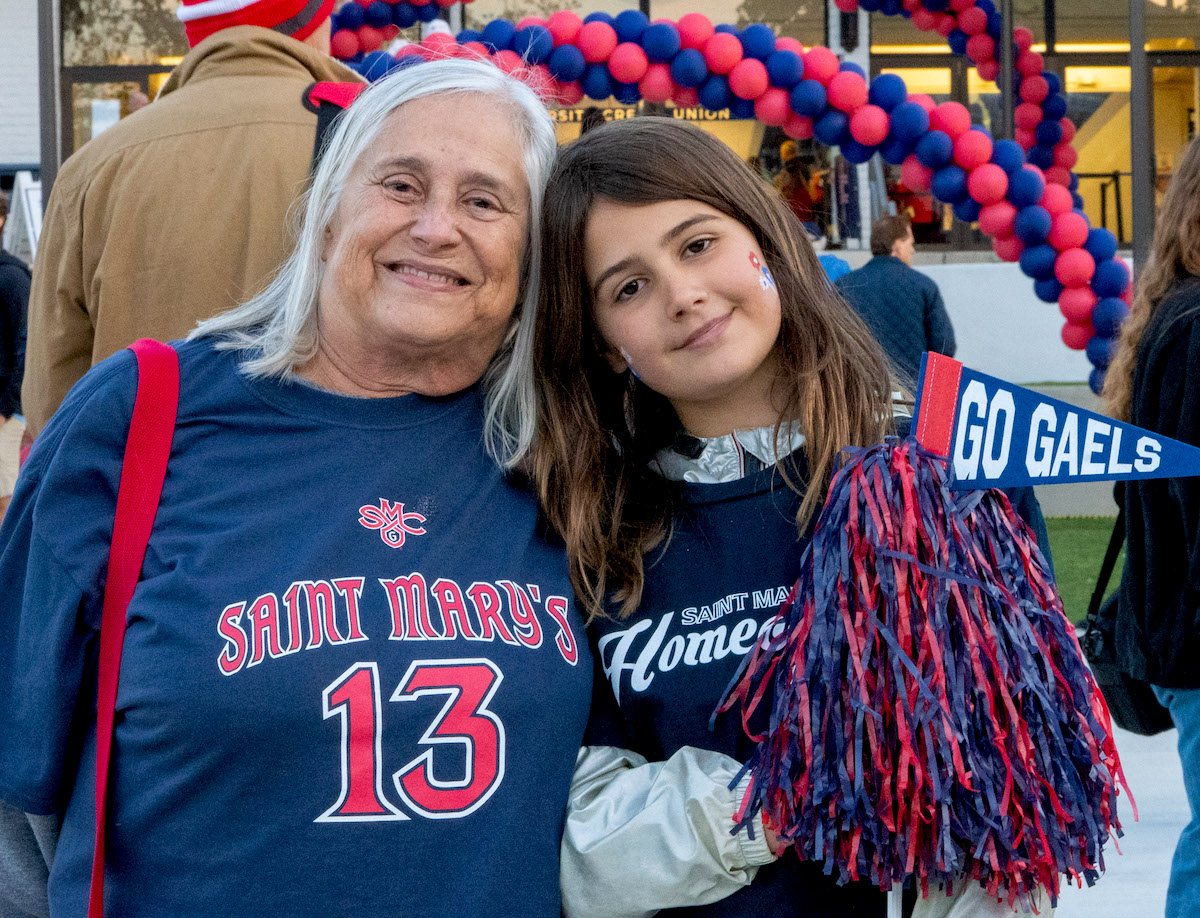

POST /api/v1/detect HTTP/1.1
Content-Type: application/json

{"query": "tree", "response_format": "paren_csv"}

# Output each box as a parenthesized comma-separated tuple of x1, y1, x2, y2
(63, 0, 187, 67)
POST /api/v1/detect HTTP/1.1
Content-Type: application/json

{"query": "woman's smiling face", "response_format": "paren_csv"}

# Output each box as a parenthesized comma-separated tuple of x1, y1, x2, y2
(584, 197, 784, 436)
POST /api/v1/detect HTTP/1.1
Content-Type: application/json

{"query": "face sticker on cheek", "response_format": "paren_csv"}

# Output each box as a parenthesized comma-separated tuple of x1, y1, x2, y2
(749, 252, 776, 291)
(619, 348, 643, 381)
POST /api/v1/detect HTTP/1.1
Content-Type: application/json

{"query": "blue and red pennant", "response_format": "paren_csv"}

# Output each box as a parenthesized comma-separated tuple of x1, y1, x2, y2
(913, 351, 1200, 489)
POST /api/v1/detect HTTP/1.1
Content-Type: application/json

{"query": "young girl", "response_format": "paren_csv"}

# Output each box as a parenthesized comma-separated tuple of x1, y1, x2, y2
(532, 118, 1052, 918)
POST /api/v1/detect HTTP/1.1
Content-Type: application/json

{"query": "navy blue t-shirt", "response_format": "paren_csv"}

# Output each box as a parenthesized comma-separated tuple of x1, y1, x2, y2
(587, 449, 1051, 918)
(0, 338, 592, 917)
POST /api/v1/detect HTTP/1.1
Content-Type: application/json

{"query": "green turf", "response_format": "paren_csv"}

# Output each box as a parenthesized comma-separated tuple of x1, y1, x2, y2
(1044, 516, 1123, 626)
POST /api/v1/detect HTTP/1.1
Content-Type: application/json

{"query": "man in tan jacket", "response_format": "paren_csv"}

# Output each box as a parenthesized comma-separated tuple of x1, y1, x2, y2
(21, 0, 362, 436)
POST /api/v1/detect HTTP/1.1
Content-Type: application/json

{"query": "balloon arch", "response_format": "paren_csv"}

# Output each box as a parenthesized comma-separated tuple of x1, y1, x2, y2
(328, 0, 1132, 393)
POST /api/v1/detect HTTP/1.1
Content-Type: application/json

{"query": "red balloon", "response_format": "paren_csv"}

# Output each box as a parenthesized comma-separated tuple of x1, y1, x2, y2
(802, 46, 840, 84)
(729, 58, 769, 99)
(1014, 26, 1034, 50)
(976, 60, 1000, 82)
(1019, 75, 1050, 103)
(330, 29, 360, 59)
(492, 49, 524, 73)
(958, 7, 988, 34)
(936, 14, 957, 36)
(1061, 321, 1095, 350)
(576, 21, 618, 63)
(677, 13, 714, 50)
(1043, 166, 1071, 187)
(1054, 145, 1079, 169)
(908, 93, 937, 113)
(523, 64, 556, 98)
(1120, 285, 1133, 304)
(755, 87, 793, 126)
(827, 71, 869, 112)
(357, 25, 383, 53)
(1059, 286, 1098, 322)
(903, 0, 922, 11)
(1040, 183, 1073, 216)
(993, 235, 1025, 262)
(849, 104, 890, 145)
(546, 11, 583, 46)
(459, 41, 490, 60)
(835, 0, 858, 11)
(515, 16, 545, 29)
(1016, 50, 1044, 77)
(1049, 211, 1090, 250)
(911, 9, 938, 30)
(901, 154, 933, 193)
(704, 32, 744, 74)
(672, 86, 700, 108)
(640, 63, 674, 103)
(968, 163, 1009, 205)
(608, 42, 649, 83)
(1015, 102, 1043, 130)
(930, 101, 971, 137)
(784, 113, 814, 139)
(1014, 127, 1037, 150)
(557, 81, 584, 105)
(1059, 117, 1077, 143)
(776, 37, 805, 55)
(978, 201, 1018, 238)
(422, 32, 456, 52)
(954, 130, 993, 169)
(966, 34, 995, 62)
(1055, 248, 1096, 287)
(950, 0, 974, 10)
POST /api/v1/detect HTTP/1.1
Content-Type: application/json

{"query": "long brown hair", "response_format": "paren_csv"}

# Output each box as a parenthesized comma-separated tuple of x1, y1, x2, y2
(531, 118, 894, 620)
(1104, 136, 1200, 421)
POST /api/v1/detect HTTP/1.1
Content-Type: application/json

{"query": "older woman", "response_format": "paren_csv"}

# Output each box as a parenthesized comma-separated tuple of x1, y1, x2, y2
(0, 60, 772, 918)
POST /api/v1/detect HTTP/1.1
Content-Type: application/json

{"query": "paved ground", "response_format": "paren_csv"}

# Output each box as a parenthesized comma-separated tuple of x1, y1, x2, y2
(1054, 724, 1187, 917)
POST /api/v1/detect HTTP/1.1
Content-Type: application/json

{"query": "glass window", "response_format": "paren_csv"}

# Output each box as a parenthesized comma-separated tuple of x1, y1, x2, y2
(872, 0, 1044, 52)
(63, 0, 188, 67)
(1053, 0, 1198, 47)
(1064, 65, 1132, 243)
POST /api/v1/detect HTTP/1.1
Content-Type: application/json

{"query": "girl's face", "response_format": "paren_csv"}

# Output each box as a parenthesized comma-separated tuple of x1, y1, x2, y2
(583, 198, 784, 437)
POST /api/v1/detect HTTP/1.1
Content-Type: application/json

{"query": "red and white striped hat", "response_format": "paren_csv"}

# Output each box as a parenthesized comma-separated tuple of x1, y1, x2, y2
(176, 0, 336, 47)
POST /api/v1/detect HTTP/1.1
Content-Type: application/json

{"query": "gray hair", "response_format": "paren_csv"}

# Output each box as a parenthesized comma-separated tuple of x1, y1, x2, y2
(192, 57, 557, 467)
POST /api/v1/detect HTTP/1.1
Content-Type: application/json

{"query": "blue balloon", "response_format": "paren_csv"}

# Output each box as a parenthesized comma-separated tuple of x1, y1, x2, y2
(948, 30, 968, 55)
(859, 0, 883, 11)
(714, 23, 740, 35)
(1086, 335, 1117, 369)
(642, 22, 681, 63)
(924, 0, 950, 11)
(414, 3, 439, 22)
(1092, 297, 1129, 337)
(868, 73, 907, 111)
(698, 74, 731, 111)
(360, 50, 398, 81)
(987, 12, 1004, 37)
(1072, 192, 1085, 209)
(1085, 228, 1119, 263)
(364, 1, 392, 29)
(1027, 144, 1055, 169)
(583, 11, 615, 24)
(1093, 258, 1131, 298)
(337, 2, 365, 30)
(766, 50, 804, 88)
(932, 164, 968, 204)
(512, 25, 553, 63)
(789, 80, 827, 118)
(581, 63, 615, 100)
(1042, 94, 1068, 120)
(671, 49, 708, 88)
(842, 140, 876, 164)
(977, 0, 996, 14)
(889, 100, 929, 142)
(881, 137, 914, 165)
(392, 53, 422, 70)
(392, 3, 417, 28)
(614, 80, 641, 104)
(1019, 244, 1059, 280)
(814, 109, 850, 145)
(1045, 72, 1062, 95)
(839, 61, 866, 78)
(882, 0, 903, 14)
(990, 138, 1025, 175)
(915, 130, 954, 169)
(1007, 167, 1046, 208)
(1068, 171, 1080, 190)
(954, 198, 982, 222)
(1014, 205, 1053, 244)
(730, 95, 757, 118)
(613, 9, 649, 42)
(1035, 120, 1064, 147)
(481, 19, 516, 51)
(455, 27, 481, 43)
(1088, 367, 1106, 396)
(740, 23, 776, 59)
(1034, 277, 1065, 303)
(548, 44, 586, 83)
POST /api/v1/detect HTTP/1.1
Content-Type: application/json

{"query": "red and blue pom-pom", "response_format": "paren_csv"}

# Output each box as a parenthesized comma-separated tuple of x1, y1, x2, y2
(716, 436, 1130, 911)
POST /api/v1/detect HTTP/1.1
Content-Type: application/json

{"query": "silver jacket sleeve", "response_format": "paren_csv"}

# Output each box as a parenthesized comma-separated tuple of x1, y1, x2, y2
(561, 745, 776, 918)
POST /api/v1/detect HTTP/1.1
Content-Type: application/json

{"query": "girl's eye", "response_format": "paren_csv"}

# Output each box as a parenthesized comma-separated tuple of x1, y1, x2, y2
(615, 279, 644, 302)
(684, 237, 714, 256)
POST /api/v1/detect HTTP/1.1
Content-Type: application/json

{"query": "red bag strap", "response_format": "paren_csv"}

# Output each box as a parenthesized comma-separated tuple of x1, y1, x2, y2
(88, 339, 179, 918)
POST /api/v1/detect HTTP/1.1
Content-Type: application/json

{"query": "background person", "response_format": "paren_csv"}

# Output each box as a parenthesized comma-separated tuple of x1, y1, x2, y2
(834, 214, 955, 390)
(21, 0, 361, 438)
(0, 189, 28, 521)
(1103, 134, 1200, 918)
